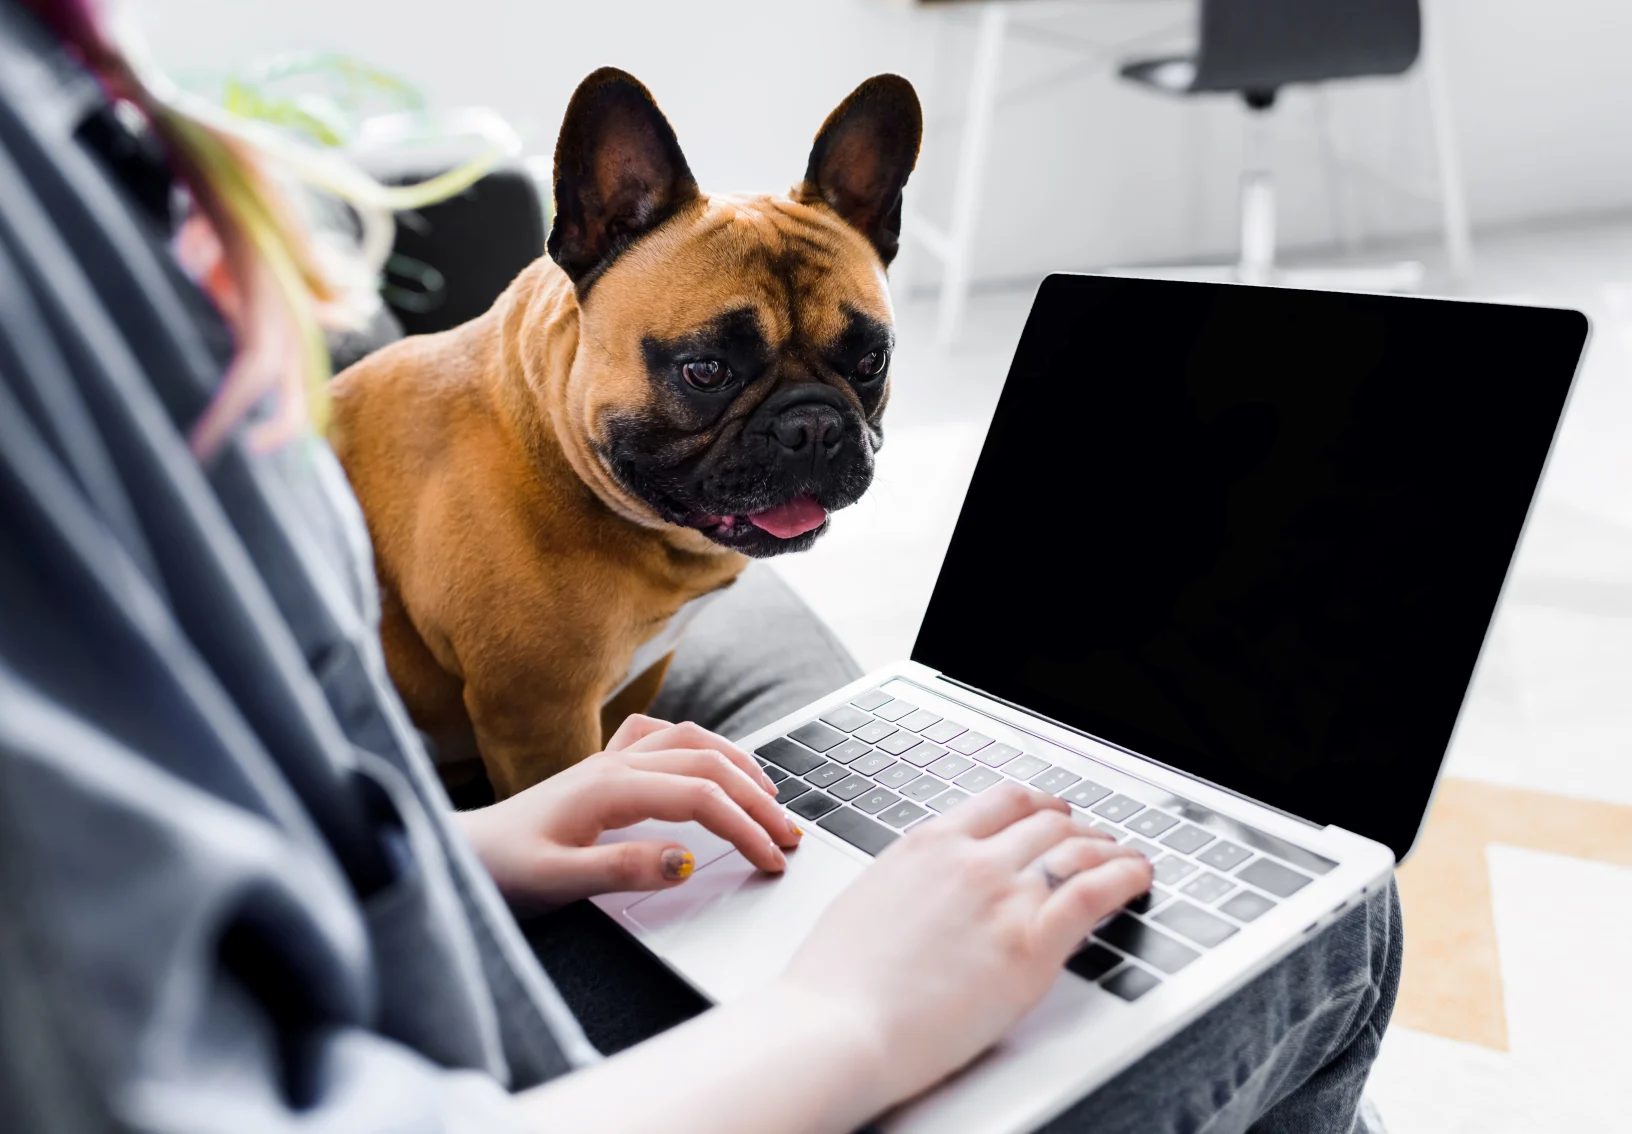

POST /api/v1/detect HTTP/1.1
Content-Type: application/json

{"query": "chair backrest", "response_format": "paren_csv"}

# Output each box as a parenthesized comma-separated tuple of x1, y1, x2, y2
(1190, 0, 1421, 96)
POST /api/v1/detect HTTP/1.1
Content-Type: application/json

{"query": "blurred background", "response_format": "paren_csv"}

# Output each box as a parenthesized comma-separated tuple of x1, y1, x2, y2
(138, 2, 1631, 1130)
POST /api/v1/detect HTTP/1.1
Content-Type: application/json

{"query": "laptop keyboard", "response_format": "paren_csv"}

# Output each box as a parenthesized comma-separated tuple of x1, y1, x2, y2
(754, 687, 1322, 1005)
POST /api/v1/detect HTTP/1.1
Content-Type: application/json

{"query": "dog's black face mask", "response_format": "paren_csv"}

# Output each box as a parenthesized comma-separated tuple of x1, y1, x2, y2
(547, 68, 920, 558)
(599, 304, 891, 558)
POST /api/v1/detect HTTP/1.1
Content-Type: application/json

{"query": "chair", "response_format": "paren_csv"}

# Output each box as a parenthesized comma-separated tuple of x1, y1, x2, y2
(1119, 0, 1459, 289)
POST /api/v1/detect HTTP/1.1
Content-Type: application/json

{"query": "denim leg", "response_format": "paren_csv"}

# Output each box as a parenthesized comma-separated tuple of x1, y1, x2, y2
(1039, 881, 1402, 1134)
(650, 563, 862, 739)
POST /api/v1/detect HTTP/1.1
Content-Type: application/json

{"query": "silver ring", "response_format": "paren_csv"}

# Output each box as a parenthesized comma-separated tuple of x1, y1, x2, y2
(1035, 859, 1071, 891)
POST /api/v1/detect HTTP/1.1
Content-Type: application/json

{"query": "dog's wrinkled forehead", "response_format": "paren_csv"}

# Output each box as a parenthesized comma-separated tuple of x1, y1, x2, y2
(574, 193, 894, 419)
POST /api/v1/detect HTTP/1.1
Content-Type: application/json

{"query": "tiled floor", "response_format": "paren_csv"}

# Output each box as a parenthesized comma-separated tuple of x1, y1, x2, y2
(772, 217, 1632, 1130)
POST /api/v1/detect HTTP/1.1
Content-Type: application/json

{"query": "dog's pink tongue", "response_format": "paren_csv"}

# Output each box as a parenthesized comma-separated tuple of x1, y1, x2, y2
(747, 495, 828, 539)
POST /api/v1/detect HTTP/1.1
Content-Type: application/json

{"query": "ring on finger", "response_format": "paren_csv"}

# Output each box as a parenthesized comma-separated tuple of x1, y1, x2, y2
(1034, 857, 1075, 891)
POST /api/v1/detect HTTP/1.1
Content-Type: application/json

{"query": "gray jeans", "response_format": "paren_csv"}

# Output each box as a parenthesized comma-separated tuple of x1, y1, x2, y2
(528, 565, 1402, 1134)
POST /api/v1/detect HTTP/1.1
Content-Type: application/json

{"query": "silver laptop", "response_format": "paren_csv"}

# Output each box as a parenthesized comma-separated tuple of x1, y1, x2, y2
(593, 275, 1589, 1132)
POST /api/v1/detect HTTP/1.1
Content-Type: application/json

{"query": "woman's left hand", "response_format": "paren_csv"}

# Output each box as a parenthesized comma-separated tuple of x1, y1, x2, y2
(453, 715, 802, 908)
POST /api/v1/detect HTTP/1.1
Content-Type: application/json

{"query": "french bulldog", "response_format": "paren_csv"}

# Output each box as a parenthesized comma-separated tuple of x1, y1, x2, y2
(330, 67, 921, 798)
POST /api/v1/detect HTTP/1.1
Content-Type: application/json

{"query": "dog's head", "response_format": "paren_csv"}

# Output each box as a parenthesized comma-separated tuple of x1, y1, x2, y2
(541, 68, 921, 558)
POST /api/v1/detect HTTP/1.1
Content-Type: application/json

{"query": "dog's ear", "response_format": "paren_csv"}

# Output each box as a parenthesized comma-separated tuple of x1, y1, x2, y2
(794, 75, 923, 267)
(548, 68, 699, 286)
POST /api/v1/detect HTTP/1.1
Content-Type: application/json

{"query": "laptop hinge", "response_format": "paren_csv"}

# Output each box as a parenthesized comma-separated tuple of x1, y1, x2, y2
(937, 676, 1325, 831)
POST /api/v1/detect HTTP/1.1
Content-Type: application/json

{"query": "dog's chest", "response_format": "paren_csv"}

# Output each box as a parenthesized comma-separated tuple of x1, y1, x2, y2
(605, 588, 722, 703)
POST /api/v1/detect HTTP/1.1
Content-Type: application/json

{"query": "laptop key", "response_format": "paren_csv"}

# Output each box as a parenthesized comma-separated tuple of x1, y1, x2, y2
(1065, 942, 1123, 982)
(758, 738, 824, 776)
(854, 787, 899, 814)
(976, 742, 1023, 767)
(898, 708, 944, 733)
(1237, 858, 1312, 898)
(761, 763, 789, 784)
(927, 753, 976, 779)
(1127, 809, 1180, 838)
(1100, 965, 1162, 1002)
(853, 720, 898, 745)
(1152, 856, 1199, 886)
(1125, 838, 1165, 860)
(1153, 900, 1239, 948)
(1002, 754, 1051, 780)
(927, 788, 971, 813)
(789, 721, 847, 753)
(947, 731, 994, 756)
(921, 719, 967, 744)
(1219, 890, 1277, 923)
(876, 731, 924, 756)
(1092, 794, 1144, 822)
(955, 767, 1004, 793)
(1095, 914, 1200, 974)
(789, 791, 841, 821)
(825, 738, 873, 765)
(1198, 840, 1253, 872)
(1060, 780, 1113, 809)
(1181, 872, 1236, 905)
(818, 808, 898, 856)
(1030, 767, 1081, 794)
(820, 705, 874, 733)
(879, 801, 929, 828)
(901, 742, 949, 768)
(874, 763, 921, 789)
(828, 773, 874, 801)
(850, 689, 893, 712)
(802, 763, 848, 790)
(900, 775, 950, 801)
(775, 779, 810, 805)
(872, 699, 918, 722)
(1090, 822, 1128, 842)
(851, 751, 895, 776)
(1124, 884, 1170, 915)
(1161, 824, 1216, 855)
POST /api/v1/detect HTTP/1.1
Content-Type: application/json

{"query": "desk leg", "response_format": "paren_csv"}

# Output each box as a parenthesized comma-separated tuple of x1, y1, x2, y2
(937, 3, 1007, 346)
(1422, 0, 1473, 285)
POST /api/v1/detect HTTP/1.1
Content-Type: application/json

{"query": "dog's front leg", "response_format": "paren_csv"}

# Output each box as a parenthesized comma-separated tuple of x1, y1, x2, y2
(462, 678, 604, 799)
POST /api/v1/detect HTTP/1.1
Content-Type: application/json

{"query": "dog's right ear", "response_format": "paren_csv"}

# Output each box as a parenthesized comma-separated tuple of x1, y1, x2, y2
(548, 68, 699, 287)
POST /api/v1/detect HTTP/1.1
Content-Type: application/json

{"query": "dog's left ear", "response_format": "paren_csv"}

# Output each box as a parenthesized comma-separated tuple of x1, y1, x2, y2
(548, 68, 700, 286)
(794, 75, 923, 267)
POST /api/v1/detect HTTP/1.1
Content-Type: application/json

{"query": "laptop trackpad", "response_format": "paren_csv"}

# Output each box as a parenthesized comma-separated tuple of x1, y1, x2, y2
(625, 837, 863, 1003)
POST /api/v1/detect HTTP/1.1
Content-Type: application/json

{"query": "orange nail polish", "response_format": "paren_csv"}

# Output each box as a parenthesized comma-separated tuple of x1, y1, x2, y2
(662, 849, 695, 881)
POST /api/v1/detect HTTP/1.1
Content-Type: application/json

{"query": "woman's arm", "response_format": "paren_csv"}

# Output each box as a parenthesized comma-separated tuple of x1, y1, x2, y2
(517, 785, 1152, 1134)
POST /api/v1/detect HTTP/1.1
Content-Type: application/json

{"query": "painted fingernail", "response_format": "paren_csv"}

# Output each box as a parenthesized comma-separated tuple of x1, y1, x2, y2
(662, 848, 695, 882)
(787, 821, 804, 839)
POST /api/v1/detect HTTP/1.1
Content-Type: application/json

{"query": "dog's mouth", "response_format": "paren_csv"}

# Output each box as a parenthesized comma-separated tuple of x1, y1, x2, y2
(677, 493, 829, 552)
(685, 495, 828, 540)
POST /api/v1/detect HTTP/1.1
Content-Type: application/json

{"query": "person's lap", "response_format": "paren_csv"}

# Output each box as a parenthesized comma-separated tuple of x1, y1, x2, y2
(524, 564, 1400, 1133)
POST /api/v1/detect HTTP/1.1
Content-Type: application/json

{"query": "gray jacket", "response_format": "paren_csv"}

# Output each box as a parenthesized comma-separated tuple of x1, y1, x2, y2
(0, 5, 594, 1131)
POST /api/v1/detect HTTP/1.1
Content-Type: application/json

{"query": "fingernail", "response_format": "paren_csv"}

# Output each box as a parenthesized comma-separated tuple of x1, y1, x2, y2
(662, 849, 695, 882)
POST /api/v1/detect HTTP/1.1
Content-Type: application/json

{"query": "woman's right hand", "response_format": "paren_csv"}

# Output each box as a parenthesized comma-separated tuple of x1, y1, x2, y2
(778, 784, 1153, 1116)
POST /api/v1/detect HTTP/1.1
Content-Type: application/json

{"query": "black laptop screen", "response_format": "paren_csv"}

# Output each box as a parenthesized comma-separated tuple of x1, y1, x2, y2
(913, 276, 1586, 860)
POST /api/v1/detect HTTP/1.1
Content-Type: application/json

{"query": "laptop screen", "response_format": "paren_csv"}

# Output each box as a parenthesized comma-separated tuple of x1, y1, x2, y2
(913, 276, 1587, 860)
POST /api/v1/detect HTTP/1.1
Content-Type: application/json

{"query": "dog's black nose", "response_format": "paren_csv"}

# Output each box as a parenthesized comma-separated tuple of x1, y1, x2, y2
(769, 404, 845, 457)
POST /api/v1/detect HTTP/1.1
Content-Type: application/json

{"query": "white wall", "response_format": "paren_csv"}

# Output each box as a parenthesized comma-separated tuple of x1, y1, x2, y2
(136, 0, 1632, 288)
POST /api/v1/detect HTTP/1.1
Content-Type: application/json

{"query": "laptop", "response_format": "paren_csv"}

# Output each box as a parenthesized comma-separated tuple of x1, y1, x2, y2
(592, 274, 1589, 1132)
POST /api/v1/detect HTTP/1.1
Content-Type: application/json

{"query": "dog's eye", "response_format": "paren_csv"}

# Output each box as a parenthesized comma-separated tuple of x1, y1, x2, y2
(853, 350, 888, 381)
(682, 359, 731, 391)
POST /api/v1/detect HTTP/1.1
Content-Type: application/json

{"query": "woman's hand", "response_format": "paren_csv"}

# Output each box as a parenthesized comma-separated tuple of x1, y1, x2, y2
(521, 781, 1153, 1134)
(454, 715, 802, 908)
(778, 783, 1153, 1117)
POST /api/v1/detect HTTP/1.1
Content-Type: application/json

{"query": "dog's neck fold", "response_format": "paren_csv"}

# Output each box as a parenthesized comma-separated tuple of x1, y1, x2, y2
(491, 260, 738, 564)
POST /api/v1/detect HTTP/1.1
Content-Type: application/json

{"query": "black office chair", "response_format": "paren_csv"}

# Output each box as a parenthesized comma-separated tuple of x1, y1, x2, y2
(1121, 0, 1423, 287)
